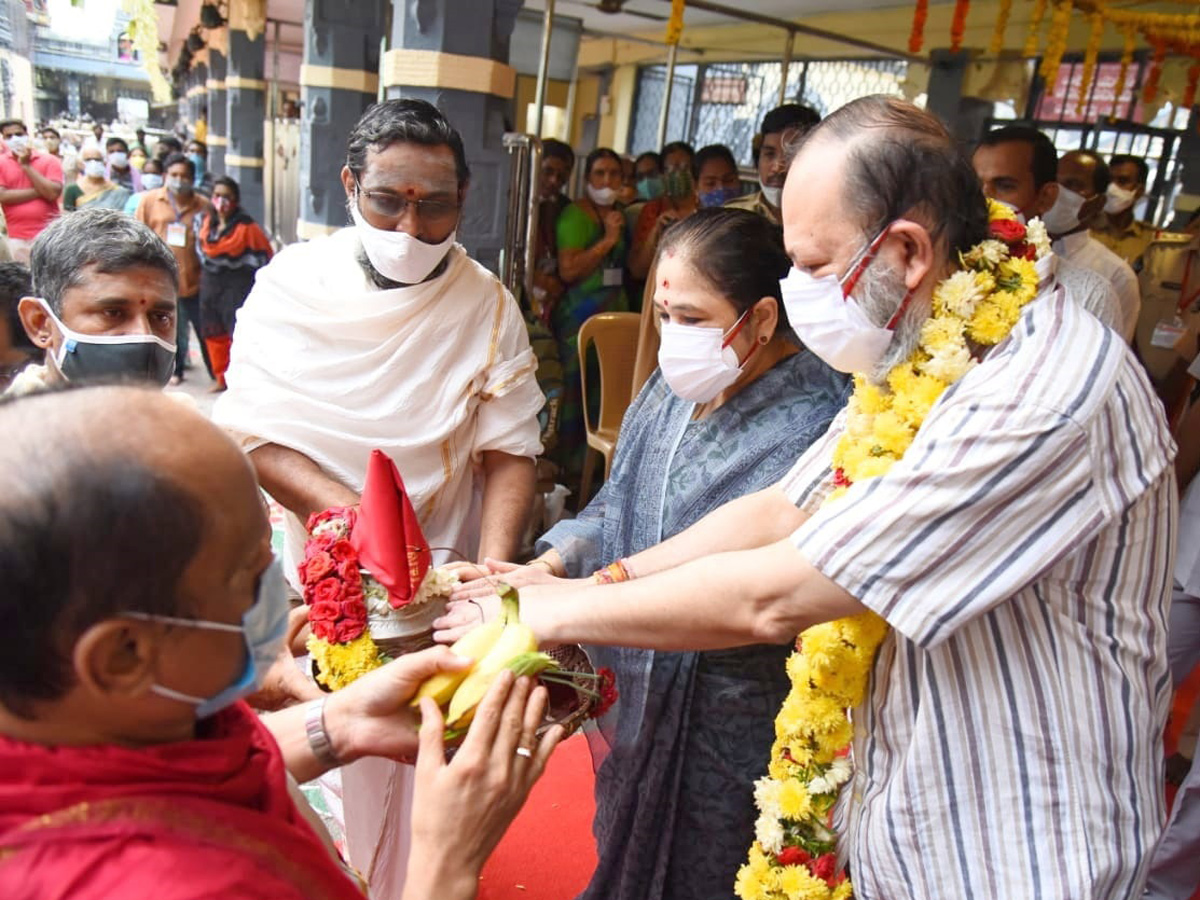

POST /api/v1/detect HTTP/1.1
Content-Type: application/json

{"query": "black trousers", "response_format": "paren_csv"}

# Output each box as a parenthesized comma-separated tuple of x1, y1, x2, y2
(174, 293, 213, 378)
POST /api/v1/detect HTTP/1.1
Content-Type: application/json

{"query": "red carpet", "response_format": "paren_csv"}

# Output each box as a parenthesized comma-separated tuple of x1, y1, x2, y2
(479, 734, 597, 900)
(478, 700, 1200, 900)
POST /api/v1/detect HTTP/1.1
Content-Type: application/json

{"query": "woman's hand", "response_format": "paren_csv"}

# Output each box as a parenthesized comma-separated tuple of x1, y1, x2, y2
(432, 595, 502, 644)
(602, 210, 625, 243)
(401, 672, 564, 900)
(449, 558, 564, 601)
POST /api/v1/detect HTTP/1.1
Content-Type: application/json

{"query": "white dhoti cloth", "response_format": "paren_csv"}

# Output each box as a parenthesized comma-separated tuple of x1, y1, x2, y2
(213, 228, 543, 899)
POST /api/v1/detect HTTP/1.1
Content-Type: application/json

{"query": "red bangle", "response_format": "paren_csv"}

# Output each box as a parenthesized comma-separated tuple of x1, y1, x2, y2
(592, 559, 636, 585)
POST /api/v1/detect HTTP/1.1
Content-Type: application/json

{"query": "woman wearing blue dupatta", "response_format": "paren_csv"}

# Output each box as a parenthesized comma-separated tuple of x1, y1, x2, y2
(451, 208, 849, 900)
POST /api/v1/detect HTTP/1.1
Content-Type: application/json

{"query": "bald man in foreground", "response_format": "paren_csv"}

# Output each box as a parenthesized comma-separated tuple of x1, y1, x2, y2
(0, 385, 561, 900)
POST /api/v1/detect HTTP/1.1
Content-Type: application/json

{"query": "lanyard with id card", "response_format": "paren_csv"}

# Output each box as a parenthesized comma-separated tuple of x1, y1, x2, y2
(1151, 249, 1200, 350)
(166, 222, 188, 248)
(165, 193, 190, 248)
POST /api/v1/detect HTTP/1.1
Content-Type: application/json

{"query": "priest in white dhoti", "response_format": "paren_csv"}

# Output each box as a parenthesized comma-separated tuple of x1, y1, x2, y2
(213, 99, 543, 900)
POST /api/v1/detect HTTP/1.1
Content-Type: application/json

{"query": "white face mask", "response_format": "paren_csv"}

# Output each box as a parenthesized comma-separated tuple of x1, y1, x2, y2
(760, 181, 782, 209)
(108, 151, 128, 168)
(5, 134, 27, 154)
(779, 226, 905, 375)
(351, 204, 455, 285)
(82, 159, 106, 179)
(1104, 183, 1137, 215)
(141, 173, 163, 190)
(1042, 184, 1087, 236)
(657, 309, 756, 403)
(586, 184, 618, 207)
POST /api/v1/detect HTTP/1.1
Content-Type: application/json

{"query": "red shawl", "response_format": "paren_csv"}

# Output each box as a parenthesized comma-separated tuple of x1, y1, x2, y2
(0, 702, 364, 900)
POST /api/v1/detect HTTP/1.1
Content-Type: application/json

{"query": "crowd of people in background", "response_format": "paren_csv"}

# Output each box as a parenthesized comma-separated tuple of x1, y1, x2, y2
(524, 101, 1198, 501)
(0, 116, 271, 392)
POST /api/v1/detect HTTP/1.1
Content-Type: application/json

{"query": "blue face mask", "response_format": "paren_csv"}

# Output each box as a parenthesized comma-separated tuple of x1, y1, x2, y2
(636, 175, 664, 201)
(127, 557, 289, 719)
(187, 152, 205, 181)
(698, 185, 743, 208)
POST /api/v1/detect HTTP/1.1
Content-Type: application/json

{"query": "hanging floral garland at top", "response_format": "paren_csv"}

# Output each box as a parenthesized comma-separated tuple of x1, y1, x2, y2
(909, 0, 929, 53)
(950, 0, 972, 52)
(122, 0, 172, 103)
(1111, 25, 1137, 117)
(1023, 0, 1050, 57)
(988, 0, 1014, 55)
(1142, 41, 1168, 105)
(1185, 63, 1200, 109)
(1039, 0, 1075, 93)
(1074, 13, 1106, 116)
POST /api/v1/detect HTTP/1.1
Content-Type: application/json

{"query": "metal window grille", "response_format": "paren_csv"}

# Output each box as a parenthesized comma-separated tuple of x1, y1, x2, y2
(629, 57, 916, 166)
(1020, 55, 1190, 226)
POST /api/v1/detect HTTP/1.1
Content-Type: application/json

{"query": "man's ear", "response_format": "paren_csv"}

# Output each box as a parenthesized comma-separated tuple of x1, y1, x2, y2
(17, 296, 55, 349)
(1033, 181, 1059, 218)
(340, 165, 356, 201)
(72, 620, 161, 702)
(886, 218, 937, 293)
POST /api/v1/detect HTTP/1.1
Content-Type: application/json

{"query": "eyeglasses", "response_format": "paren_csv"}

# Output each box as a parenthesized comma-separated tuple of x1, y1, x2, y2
(352, 173, 460, 227)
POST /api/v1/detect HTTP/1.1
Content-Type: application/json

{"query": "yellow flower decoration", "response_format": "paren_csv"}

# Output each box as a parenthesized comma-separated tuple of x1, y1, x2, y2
(738, 199, 1048, 900)
(307, 633, 385, 691)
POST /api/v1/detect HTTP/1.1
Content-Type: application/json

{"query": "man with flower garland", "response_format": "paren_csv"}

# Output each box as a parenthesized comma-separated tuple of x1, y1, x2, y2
(440, 96, 1177, 899)
(973, 125, 1133, 341)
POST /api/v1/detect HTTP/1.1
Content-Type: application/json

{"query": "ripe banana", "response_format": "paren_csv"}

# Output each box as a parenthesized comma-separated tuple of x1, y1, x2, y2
(443, 585, 556, 730)
(410, 616, 506, 708)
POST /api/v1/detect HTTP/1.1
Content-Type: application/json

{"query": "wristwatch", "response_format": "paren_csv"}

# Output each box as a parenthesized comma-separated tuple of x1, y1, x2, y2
(304, 698, 341, 768)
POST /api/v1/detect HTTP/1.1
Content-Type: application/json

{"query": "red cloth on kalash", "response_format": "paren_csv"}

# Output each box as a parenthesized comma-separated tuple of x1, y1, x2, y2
(0, 701, 364, 900)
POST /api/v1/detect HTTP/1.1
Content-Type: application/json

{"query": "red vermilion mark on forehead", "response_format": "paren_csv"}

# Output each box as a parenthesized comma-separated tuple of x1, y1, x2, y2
(661, 279, 670, 291)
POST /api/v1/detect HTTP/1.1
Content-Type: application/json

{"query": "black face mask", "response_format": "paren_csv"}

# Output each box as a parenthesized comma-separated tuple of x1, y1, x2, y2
(42, 301, 176, 387)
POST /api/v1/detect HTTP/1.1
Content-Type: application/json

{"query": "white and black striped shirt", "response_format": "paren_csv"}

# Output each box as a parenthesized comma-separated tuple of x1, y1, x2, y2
(782, 284, 1177, 899)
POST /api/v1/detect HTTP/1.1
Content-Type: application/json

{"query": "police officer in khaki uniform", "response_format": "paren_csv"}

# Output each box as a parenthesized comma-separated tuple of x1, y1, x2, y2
(1135, 228, 1200, 411)
(1091, 154, 1157, 270)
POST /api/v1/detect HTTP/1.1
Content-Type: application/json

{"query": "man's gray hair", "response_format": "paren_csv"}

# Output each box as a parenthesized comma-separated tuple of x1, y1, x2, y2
(31, 208, 179, 315)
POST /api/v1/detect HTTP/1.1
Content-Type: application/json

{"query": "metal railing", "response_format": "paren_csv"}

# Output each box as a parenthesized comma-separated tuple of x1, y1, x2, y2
(500, 132, 542, 302)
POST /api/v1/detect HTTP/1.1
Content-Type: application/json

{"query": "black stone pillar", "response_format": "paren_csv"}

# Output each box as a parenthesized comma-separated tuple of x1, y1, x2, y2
(207, 40, 228, 176)
(382, 0, 522, 272)
(226, 27, 267, 222)
(924, 49, 969, 130)
(296, 0, 386, 239)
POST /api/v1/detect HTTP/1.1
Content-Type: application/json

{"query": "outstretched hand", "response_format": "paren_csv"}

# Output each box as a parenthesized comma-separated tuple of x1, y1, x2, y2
(449, 558, 564, 601)
(401, 672, 565, 900)
(325, 646, 474, 764)
(433, 595, 502, 645)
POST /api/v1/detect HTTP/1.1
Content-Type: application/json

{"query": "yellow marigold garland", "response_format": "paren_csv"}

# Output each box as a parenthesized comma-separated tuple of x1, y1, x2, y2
(988, 0, 1013, 55)
(1112, 25, 1137, 115)
(1039, 0, 1074, 90)
(734, 199, 1049, 900)
(1075, 13, 1105, 116)
(307, 632, 385, 691)
(1023, 0, 1049, 57)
